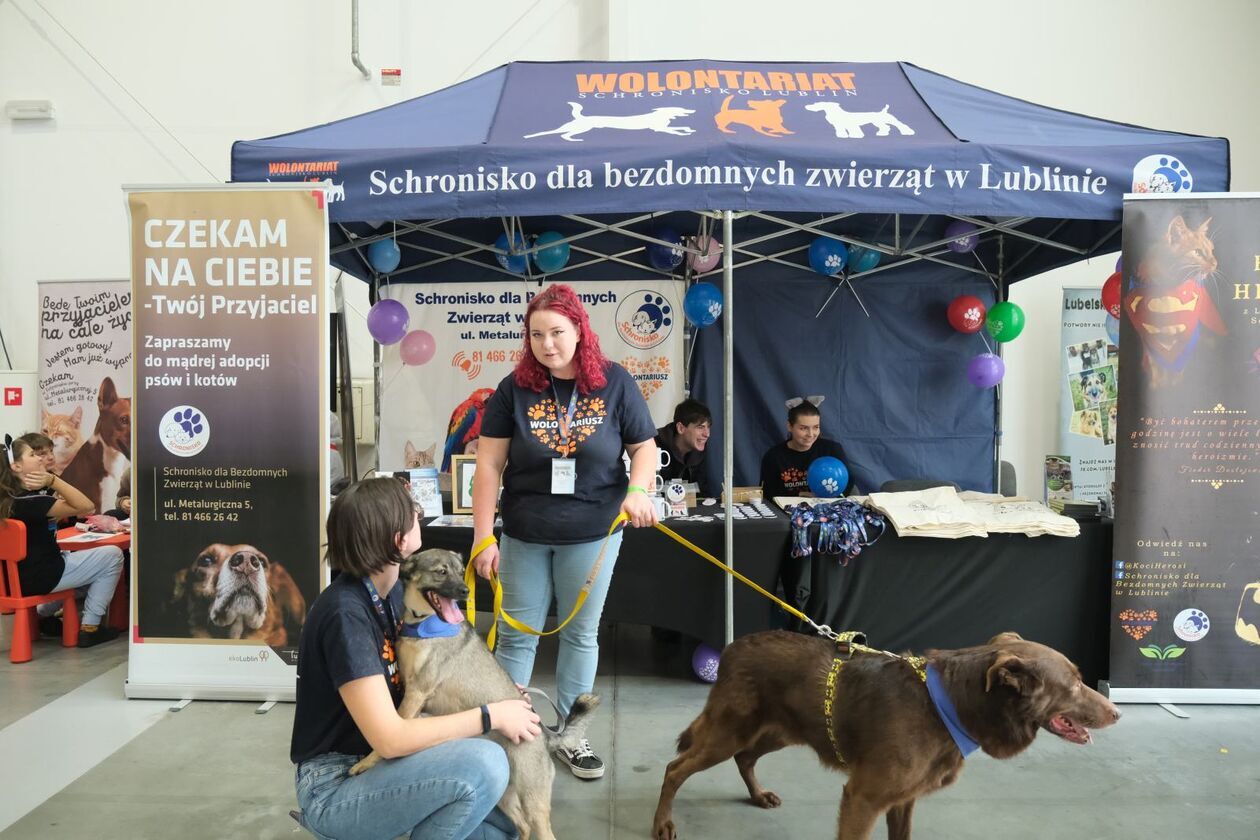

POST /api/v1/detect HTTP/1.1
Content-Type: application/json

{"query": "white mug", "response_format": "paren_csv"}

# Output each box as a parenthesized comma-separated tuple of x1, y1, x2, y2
(657, 448, 671, 470)
(652, 495, 672, 519)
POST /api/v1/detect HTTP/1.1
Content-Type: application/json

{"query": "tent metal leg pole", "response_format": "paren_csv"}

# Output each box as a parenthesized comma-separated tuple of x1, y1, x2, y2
(334, 272, 358, 482)
(723, 210, 734, 648)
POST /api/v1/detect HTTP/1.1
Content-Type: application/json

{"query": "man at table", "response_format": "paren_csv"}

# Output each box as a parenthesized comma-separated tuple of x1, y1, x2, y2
(759, 396, 856, 502)
(2, 433, 124, 647)
(655, 398, 717, 500)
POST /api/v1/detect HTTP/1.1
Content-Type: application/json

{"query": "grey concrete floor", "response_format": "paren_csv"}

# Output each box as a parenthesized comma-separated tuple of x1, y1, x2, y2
(1, 617, 1257, 839)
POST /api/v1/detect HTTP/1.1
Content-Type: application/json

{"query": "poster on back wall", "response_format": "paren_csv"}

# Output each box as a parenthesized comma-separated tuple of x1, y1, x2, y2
(1057, 287, 1118, 503)
(37, 280, 133, 514)
(125, 185, 327, 701)
(1109, 194, 1260, 703)
(377, 280, 684, 473)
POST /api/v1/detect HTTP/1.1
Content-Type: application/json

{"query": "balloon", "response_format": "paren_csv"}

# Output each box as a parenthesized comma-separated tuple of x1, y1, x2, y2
(399, 329, 436, 366)
(532, 231, 570, 274)
(368, 238, 401, 274)
(494, 232, 528, 274)
(691, 643, 721, 683)
(808, 236, 848, 276)
(807, 456, 849, 497)
(647, 228, 685, 271)
(945, 220, 979, 253)
(947, 295, 987, 334)
(687, 235, 723, 273)
(849, 245, 881, 273)
(1105, 314, 1120, 346)
(683, 282, 723, 328)
(366, 299, 409, 345)
(1115, 255, 1123, 274)
(986, 301, 1026, 342)
(1101, 272, 1121, 319)
(967, 353, 1006, 388)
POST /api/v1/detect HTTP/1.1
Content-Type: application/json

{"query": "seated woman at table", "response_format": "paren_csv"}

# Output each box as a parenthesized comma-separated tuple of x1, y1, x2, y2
(104, 467, 131, 520)
(2, 433, 124, 647)
(759, 396, 857, 503)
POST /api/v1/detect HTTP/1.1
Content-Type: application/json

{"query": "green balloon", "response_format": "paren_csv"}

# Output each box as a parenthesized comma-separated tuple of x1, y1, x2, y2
(986, 301, 1025, 342)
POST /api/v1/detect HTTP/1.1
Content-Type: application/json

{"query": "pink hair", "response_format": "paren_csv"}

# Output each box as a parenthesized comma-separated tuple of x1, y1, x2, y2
(514, 284, 609, 394)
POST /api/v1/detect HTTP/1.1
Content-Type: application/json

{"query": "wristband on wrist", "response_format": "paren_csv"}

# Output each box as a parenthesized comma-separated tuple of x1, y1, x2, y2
(480, 704, 492, 734)
(626, 485, 648, 496)
(470, 535, 498, 562)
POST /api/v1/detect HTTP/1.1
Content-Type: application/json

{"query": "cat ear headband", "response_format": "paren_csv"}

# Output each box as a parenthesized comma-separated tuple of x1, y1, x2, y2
(3, 434, 13, 467)
(785, 395, 825, 410)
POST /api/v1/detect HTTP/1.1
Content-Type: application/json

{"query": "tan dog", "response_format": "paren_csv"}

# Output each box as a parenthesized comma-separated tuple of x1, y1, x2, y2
(350, 549, 599, 840)
(653, 631, 1120, 840)
(60, 377, 131, 514)
(172, 543, 305, 644)
(714, 96, 793, 137)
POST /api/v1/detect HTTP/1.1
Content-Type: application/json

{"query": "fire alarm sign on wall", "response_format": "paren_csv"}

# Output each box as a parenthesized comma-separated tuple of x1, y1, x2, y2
(381, 68, 401, 87)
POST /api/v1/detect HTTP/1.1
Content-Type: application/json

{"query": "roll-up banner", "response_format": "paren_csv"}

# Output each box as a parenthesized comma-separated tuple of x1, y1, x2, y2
(377, 280, 684, 473)
(1056, 287, 1117, 504)
(125, 185, 328, 701)
(1109, 193, 1260, 704)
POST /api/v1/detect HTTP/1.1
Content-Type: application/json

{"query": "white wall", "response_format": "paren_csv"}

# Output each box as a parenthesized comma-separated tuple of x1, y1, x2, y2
(3, 0, 1257, 486)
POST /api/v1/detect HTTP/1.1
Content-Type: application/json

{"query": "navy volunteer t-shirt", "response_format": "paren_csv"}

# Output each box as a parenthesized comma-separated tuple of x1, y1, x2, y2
(481, 363, 656, 544)
(759, 438, 855, 500)
(290, 573, 404, 764)
(9, 492, 65, 596)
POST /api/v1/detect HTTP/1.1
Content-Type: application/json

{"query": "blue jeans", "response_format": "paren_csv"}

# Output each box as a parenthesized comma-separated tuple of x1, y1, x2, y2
(295, 740, 518, 840)
(494, 531, 622, 715)
(36, 545, 124, 626)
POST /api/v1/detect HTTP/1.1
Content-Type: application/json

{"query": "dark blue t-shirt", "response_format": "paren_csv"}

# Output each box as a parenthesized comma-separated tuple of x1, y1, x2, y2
(290, 573, 404, 764)
(481, 363, 656, 544)
(759, 438, 855, 500)
(10, 492, 65, 596)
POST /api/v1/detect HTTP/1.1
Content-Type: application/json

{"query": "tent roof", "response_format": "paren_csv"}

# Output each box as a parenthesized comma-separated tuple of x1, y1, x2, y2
(232, 60, 1227, 224)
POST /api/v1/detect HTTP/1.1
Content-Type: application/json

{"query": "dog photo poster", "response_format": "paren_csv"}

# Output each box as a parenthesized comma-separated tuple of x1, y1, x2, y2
(37, 279, 134, 514)
(126, 185, 328, 701)
(1058, 288, 1118, 501)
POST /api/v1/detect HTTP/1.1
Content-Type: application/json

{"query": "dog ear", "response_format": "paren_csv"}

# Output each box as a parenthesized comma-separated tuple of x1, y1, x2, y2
(985, 651, 1040, 695)
(172, 568, 189, 600)
(988, 631, 1024, 645)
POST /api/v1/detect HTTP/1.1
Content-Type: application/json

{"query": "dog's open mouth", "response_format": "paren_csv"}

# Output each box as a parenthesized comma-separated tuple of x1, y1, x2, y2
(1046, 714, 1092, 745)
(423, 589, 465, 624)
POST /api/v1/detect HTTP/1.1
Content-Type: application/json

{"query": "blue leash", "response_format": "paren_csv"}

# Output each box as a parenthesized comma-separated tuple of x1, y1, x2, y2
(788, 501, 886, 565)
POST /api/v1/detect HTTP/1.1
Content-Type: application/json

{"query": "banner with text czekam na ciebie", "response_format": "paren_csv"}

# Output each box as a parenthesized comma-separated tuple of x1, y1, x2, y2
(126, 185, 327, 701)
(1110, 194, 1260, 703)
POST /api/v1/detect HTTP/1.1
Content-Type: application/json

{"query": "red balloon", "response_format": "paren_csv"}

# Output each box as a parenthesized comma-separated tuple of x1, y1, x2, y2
(947, 295, 987, 334)
(1101, 272, 1121, 318)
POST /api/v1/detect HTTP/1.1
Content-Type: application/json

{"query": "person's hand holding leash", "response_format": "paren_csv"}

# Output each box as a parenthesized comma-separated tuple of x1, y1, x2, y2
(621, 487, 659, 528)
(471, 540, 500, 580)
(488, 698, 541, 743)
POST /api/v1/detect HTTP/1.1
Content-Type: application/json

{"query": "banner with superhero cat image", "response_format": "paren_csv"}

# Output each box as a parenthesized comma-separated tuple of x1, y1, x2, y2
(36, 279, 134, 517)
(126, 185, 328, 702)
(1109, 194, 1260, 703)
(377, 280, 683, 475)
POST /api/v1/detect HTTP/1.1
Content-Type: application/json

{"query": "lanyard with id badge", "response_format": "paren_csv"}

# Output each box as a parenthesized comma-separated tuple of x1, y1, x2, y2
(551, 377, 577, 495)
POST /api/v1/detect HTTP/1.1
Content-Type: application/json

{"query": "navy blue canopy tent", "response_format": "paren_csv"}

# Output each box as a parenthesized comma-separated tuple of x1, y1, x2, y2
(233, 60, 1228, 595)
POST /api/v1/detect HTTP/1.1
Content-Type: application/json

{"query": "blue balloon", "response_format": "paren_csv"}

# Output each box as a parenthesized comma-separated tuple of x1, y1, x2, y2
(691, 643, 720, 683)
(494, 232, 528, 274)
(807, 456, 849, 497)
(1105, 314, 1120, 346)
(808, 236, 848, 276)
(367, 239, 401, 274)
(647, 228, 685, 272)
(849, 245, 881, 273)
(683, 282, 723, 328)
(532, 231, 570, 274)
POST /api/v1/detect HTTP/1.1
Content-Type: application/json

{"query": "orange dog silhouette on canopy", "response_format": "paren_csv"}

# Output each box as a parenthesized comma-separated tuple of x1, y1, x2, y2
(714, 96, 794, 138)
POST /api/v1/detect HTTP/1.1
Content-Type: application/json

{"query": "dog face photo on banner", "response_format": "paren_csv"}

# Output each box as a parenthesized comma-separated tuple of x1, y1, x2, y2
(1068, 364, 1118, 413)
(1065, 338, 1110, 374)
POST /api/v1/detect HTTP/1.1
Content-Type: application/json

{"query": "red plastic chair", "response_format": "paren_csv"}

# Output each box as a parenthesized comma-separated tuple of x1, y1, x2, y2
(0, 519, 80, 662)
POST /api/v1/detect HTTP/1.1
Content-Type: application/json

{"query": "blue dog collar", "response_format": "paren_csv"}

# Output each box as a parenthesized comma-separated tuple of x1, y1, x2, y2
(399, 615, 461, 639)
(925, 663, 981, 758)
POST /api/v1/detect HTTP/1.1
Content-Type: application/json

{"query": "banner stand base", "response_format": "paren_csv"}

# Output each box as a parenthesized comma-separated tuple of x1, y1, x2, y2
(125, 679, 294, 703)
(1101, 682, 1260, 705)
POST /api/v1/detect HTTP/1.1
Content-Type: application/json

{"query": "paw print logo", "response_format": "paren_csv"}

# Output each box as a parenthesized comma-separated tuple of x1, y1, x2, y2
(707, 301, 723, 320)
(630, 295, 673, 337)
(159, 404, 211, 457)
(964, 306, 982, 325)
(616, 290, 676, 349)
(824, 253, 843, 270)
(820, 477, 839, 494)
(527, 400, 552, 422)
(587, 397, 605, 415)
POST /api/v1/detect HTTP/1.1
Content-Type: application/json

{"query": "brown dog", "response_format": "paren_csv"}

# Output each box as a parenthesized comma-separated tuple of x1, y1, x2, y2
(714, 96, 793, 137)
(60, 377, 131, 514)
(171, 543, 305, 645)
(653, 631, 1120, 840)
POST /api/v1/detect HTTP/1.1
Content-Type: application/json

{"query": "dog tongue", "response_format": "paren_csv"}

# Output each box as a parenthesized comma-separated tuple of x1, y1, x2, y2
(436, 594, 465, 625)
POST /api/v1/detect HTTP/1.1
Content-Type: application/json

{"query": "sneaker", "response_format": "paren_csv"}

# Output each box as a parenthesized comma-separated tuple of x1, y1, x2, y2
(77, 626, 121, 648)
(555, 738, 604, 780)
(38, 615, 64, 637)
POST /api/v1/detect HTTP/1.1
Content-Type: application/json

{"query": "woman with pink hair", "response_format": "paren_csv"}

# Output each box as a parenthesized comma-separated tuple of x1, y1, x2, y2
(471, 284, 658, 780)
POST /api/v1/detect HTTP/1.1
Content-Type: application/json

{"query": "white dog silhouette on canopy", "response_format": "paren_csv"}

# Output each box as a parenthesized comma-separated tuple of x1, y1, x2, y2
(524, 102, 696, 142)
(805, 102, 916, 139)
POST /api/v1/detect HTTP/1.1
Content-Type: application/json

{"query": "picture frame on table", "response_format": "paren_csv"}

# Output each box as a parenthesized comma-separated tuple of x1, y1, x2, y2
(451, 455, 498, 514)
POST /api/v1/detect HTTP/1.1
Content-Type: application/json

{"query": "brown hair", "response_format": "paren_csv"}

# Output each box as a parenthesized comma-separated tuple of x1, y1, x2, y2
(0, 437, 36, 520)
(325, 477, 416, 577)
(17, 432, 53, 452)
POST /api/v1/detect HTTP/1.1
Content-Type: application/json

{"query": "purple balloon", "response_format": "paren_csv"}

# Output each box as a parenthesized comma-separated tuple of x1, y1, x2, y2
(1115, 255, 1123, 274)
(967, 353, 1005, 388)
(945, 220, 979, 254)
(691, 643, 720, 683)
(367, 299, 410, 345)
